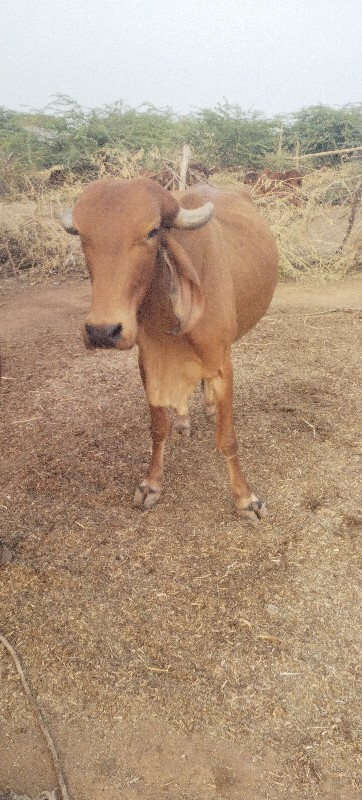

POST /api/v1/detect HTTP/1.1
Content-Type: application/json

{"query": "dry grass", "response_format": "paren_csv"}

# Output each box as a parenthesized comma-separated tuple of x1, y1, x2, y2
(0, 150, 202, 282)
(211, 162, 362, 280)
(261, 166, 361, 280)
(0, 186, 85, 282)
(0, 161, 361, 284)
(0, 148, 153, 282)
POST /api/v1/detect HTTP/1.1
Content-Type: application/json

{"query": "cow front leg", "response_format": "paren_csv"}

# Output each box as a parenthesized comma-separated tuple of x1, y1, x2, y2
(213, 359, 267, 521)
(133, 405, 170, 510)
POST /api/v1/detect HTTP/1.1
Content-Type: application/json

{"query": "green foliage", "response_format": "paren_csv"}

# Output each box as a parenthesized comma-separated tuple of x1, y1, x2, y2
(0, 98, 361, 190)
(0, 97, 280, 177)
(283, 103, 362, 163)
(184, 102, 279, 168)
(34, 96, 185, 171)
(86, 102, 183, 153)
(0, 107, 44, 168)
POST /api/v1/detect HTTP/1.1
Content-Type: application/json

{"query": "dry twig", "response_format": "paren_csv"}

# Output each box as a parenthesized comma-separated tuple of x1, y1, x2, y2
(299, 417, 316, 437)
(2, 239, 19, 278)
(0, 634, 72, 800)
(337, 181, 362, 252)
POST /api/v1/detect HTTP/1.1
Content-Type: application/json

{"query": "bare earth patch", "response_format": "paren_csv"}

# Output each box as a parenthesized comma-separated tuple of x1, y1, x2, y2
(0, 277, 361, 799)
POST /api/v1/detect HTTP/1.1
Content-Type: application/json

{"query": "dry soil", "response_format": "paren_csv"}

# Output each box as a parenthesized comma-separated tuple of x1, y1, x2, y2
(0, 276, 361, 800)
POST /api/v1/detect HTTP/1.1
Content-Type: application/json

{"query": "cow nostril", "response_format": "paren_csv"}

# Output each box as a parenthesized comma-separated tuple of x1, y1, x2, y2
(85, 324, 97, 343)
(85, 323, 123, 347)
(110, 323, 122, 340)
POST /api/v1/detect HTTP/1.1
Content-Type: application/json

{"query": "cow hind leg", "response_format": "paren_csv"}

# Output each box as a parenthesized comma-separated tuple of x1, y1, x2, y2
(174, 377, 216, 434)
(213, 359, 267, 522)
(133, 405, 170, 510)
(202, 378, 217, 420)
(173, 413, 191, 437)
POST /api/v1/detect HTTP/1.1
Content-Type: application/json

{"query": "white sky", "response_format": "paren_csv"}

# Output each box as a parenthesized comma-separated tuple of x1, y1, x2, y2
(1, 0, 361, 117)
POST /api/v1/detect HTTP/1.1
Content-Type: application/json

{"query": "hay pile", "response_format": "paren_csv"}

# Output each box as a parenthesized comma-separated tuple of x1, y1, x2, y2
(211, 163, 361, 280)
(0, 160, 360, 283)
(258, 165, 362, 280)
(0, 187, 85, 281)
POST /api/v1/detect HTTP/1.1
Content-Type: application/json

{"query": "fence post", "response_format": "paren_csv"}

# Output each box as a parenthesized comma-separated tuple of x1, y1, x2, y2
(179, 145, 192, 190)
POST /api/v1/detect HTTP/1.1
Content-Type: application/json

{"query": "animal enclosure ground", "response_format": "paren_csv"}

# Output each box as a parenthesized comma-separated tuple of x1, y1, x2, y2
(0, 277, 361, 800)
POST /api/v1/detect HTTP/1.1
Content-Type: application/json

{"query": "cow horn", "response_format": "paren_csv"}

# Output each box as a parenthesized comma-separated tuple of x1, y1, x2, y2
(173, 201, 214, 230)
(61, 208, 79, 235)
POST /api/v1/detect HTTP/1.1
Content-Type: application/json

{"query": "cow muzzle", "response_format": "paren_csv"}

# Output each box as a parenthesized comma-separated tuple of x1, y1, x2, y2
(84, 322, 125, 349)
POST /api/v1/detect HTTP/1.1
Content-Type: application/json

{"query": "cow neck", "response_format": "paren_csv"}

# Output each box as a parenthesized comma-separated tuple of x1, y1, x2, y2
(138, 244, 175, 333)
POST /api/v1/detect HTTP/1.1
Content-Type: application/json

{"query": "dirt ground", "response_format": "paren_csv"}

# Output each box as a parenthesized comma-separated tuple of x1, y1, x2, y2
(0, 276, 361, 800)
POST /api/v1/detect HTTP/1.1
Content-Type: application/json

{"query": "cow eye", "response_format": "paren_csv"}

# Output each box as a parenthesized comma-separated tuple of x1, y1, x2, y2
(147, 227, 159, 240)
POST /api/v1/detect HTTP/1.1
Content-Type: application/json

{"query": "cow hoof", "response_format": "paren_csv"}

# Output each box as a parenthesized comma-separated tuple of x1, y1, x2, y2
(133, 482, 161, 510)
(205, 404, 216, 421)
(236, 496, 267, 522)
(173, 415, 191, 437)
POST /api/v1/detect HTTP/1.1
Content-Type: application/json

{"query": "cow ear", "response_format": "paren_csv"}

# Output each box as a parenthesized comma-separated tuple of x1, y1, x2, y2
(161, 233, 205, 334)
(147, 180, 180, 227)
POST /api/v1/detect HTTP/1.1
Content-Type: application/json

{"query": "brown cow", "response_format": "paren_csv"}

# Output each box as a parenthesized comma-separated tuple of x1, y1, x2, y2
(263, 169, 302, 188)
(243, 169, 259, 185)
(242, 168, 302, 205)
(243, 168, 302, 188)
(62, 178, 278, 520)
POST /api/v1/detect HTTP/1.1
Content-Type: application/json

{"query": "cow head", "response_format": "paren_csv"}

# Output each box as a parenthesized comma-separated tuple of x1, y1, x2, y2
(62, 178, 213, 349)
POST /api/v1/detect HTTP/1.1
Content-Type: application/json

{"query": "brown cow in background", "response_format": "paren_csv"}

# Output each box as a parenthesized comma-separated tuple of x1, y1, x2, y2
(263, 169, 302, 187)
(62, 178, 278, 521)
(242, 168, 303, 204)
(243, 169, 259, 185)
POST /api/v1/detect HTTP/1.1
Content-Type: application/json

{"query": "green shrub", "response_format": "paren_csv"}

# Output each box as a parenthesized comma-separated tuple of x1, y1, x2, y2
(0, 99, 361, 192)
